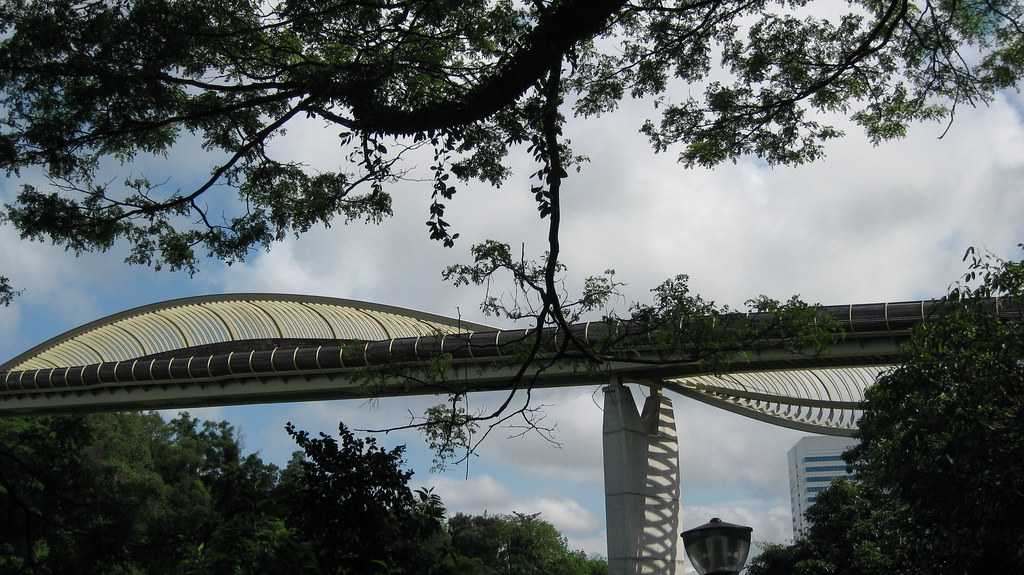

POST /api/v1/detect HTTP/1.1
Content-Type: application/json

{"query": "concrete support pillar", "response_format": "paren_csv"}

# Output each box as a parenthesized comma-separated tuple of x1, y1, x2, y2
(603, 380, 683, 575)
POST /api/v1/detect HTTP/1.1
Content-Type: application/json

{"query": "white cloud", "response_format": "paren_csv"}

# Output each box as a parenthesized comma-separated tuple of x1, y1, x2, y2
(423, 474, 512, 511)
(466, 387, 606, 483)
(213, 91, 1024, 334)
(683, 501, 794, 547)
(0, 224, 108, 362)
(241, 395, 446, 465)
(680, 501, 795, 574)
(0, 226, 102, 323)
(553, 92, 1024, 308)
(158, 406, 226, 423)
(532, 497, 602, 534)
(675, 396, 805, 498)
(420, 473, 604, 554)
(570, 530, 609, 557)
(439, 384, 805, 500)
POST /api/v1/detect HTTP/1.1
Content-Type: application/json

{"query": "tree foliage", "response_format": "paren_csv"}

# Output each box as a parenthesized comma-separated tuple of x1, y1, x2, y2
(847, 250, 1024, 574)
(280, 421, 450, 574)
(0, 0, 1020, 275)
(748, 480, 913, 575)
(0, 412, 302, 574)
(747, 250, 1024, 575)
(0, 411, 606, 574)
(446, 513, 607, 575)
(0, 276, 17, 307)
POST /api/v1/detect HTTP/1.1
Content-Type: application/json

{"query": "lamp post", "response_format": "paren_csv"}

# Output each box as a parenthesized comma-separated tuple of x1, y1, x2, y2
(680, 517, 753, 575)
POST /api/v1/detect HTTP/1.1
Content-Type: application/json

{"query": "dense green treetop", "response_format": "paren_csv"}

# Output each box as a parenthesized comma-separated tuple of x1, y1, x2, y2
(280, 421, 450, 574)
(447, 512, 607, 575)
(847, 251, 1024, 574)
(747, 479, 914, 575)
(0, 412, 302, 574)
(747, 250, 1024, 575)
(0, 411, 606, 574)
(0, 0, 1021, 274)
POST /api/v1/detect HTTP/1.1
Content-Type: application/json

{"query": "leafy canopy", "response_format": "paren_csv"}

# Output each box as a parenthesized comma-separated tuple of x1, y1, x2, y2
(447, 512, 608, 575)
(1, 0, 1021, 274)
(0, 412, 306, 574)
(0, 411, 607, 574)
(747, 249, 1024, 575)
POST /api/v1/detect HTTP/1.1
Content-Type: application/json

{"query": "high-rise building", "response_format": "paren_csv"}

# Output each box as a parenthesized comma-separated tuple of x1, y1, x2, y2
(787, 435, 858, 539)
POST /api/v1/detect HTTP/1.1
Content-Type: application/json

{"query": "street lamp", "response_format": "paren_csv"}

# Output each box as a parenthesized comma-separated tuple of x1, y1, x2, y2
(680, 517, 753, 575)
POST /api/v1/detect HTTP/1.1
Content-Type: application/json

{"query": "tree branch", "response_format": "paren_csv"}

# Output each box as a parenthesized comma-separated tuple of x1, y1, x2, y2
(347, 0, 627, 135)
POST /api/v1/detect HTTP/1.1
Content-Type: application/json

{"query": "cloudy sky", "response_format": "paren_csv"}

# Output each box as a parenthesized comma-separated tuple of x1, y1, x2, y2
(1, 72, 1023, 565)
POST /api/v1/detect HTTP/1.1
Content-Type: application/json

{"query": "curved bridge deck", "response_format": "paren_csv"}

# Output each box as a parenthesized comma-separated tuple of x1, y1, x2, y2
(2, 294, 1018, 435)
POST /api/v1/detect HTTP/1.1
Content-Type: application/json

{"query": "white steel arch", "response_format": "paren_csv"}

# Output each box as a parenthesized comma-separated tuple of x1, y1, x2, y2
(1, 294, 494, 372)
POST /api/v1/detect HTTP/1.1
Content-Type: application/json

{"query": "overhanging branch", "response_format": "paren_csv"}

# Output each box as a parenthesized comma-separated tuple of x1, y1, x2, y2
(347, 0, 628, 135)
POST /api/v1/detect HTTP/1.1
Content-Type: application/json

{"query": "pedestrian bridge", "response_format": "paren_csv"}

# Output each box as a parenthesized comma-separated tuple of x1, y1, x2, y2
(1, 292, 1000, 435)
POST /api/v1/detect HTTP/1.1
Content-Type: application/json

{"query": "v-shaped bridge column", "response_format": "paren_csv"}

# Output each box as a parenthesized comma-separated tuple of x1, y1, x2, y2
(603, 380, 684, 575)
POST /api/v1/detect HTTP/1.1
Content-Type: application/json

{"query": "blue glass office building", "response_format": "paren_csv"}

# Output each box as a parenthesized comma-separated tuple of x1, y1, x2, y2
(787, 435, 858, 538)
